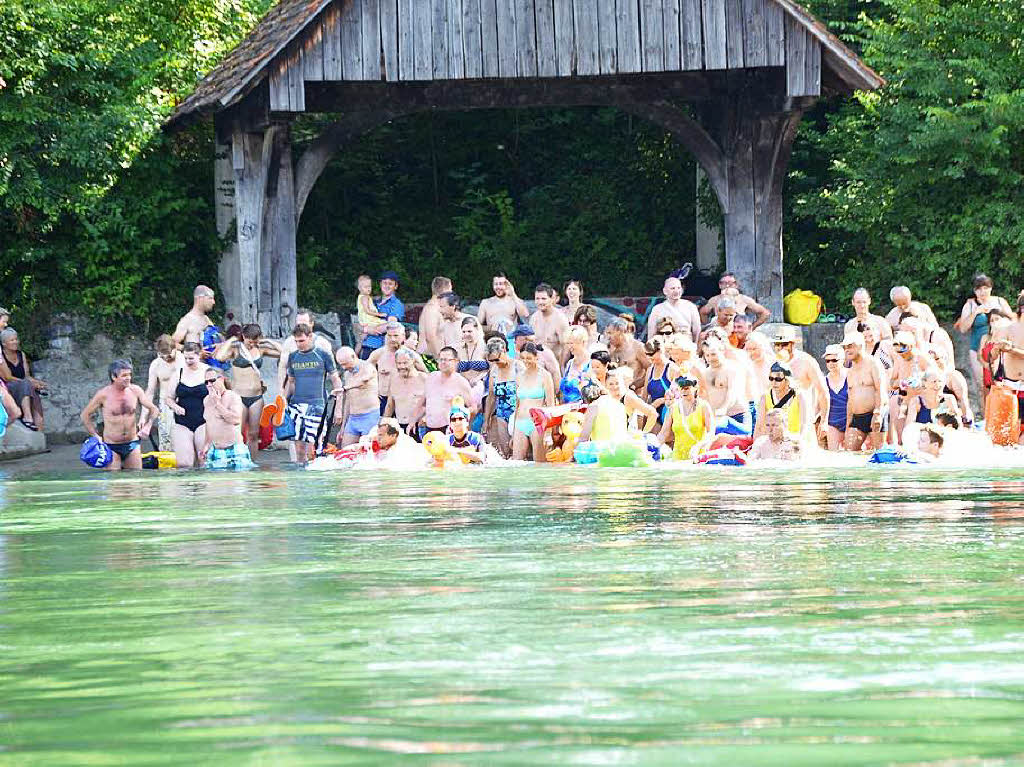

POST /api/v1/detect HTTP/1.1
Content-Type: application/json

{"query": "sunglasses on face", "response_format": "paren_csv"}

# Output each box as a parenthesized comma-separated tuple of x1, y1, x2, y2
(768, 375, 786, 382)
(449, 416, 466, 422)
(772, 341, 790, 347)
(486, 356, 500, 363)
(205, 379, 218, 384)
(894, 344, 909, 351)
(825, 358, 840, 363)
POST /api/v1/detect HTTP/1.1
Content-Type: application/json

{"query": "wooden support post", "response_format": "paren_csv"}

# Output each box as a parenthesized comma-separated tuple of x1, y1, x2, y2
(262, 125, 298, 337)
(213, 116, 242, 323)
(231, 127, 268, 324)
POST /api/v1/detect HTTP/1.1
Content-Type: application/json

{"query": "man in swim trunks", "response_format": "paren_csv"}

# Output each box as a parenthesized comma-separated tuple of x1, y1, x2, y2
(384, 348, 427, 438)
(993, 292, 1024, 444)
(277, 308, 333, 396)
(419, 346, 474, 436)
(80, 360, 160, 470)
(842, 331, 888, 451)
(885, 285, 938, 331)
(447, 401, 485, 463)
(748, 408, 801, 461)
(770, 325, 829, 441)
(477, 272, 530, 333)
(607, 317, 650, 392)
(369, 322, 426, 414)
(172, 285, 217, 348)
(283, 323, 344, 462)
(530, 283, 571, 364)
(699, 272, 771, 327)
(648, 276, 702, 343)
(438, 292, 469, 351)
(144, 334, 182, 451)
(845, 288, 893, 342)
(199, 368, 255, 470)
(703, 337, 751, 435)
(417, 276, 453, 358)
(335, 346, 380, 447)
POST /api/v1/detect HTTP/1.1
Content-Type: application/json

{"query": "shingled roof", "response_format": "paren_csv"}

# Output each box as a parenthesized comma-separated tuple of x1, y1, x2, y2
(165, 0, 882, 130)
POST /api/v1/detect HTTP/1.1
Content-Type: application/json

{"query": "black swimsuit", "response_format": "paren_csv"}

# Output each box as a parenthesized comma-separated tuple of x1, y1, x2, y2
(174, 369, 207, 432)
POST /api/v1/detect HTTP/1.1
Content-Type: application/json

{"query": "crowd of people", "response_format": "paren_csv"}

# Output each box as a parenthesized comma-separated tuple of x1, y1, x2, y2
(4, 266, 1023, 471)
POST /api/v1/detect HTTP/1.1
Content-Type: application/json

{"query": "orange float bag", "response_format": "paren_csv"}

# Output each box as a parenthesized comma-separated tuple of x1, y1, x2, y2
(985, 383, 1020, 446)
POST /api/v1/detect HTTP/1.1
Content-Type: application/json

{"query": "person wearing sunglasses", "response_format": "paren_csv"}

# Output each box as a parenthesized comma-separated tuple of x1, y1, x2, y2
(199, 368, 255, 470)
(769, 325, 829, 442)
(447, 402, 485, 463)
(887, 330, 934, 445)
(658, 376, 714, 461)
(753, 362, 810, 443)
(821, 344, 848, 451)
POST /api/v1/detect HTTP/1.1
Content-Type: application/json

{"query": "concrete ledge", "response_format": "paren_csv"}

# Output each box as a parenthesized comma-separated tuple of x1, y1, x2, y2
(0, 421, 48, 462)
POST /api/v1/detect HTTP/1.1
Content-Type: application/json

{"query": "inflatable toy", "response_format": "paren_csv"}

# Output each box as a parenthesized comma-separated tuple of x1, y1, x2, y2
(546, 411, 585, 462)
(695, 446, 748, 466)
(530, 403, 586, 434)
(80, 437, 113, 469)
(573, 441, 600, 464)
(597, 440, 650, 468)
(141, 451, 177, 470)
(423, 431, 458, 467)
(986, 382, 1021, 446)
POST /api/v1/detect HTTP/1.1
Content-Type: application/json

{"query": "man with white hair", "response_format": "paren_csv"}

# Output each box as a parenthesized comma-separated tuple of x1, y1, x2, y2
(335, 346, 380, 447)
(383, 348, 427, 438)
(844, 288, 893, 341)
(647, 276, 701, 342)
(368, 322, 426, 414)
(842, 331, 888, 451)
(885, 286, 937, 331)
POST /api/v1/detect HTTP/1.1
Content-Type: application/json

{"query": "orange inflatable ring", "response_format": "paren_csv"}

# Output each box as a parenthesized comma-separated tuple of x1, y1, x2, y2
(986, 382, 1021, 446)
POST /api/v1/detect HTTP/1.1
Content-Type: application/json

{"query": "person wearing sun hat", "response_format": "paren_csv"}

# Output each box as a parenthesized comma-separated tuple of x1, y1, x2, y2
(842, 330, 888, 451)
(887, 329, 935, 445)
(769, 324, 828, 440)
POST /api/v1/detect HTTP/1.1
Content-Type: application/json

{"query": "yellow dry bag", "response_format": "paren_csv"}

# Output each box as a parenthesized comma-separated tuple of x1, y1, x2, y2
(784, 289, 824, 325)
(142, 451, 177, 469)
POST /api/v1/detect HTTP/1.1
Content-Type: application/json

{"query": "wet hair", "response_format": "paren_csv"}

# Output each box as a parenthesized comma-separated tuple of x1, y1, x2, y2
(644, 336, 664, 356)
(182, 341, 202, 353)
(438, 346, 458, 359)
(440, 291, 461, 308)
(935, 412, 959, 429)
(922, 426, 945, 449)
(972, 273, 993, 290)
(154, 334, 175, 354)
(379, 423, 400, 438)
(108, 359, 133, 380)
(520, 341, 540, 357)
(292, 323, 312, 337)
(590, 349, 611, 366)
(573, 305, 597, 325)
(241, 323, 262, 340)
(534, 283, 556, 298)
(898, 310, 918, 323)
(431, 276, 453, 296)
(856, 321, 868, 333)
(581, 382, 603, 404)
(486, 337, 507, 358)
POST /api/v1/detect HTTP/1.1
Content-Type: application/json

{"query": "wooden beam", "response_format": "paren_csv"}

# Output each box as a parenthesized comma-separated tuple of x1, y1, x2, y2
(724, 0, 744, 69)
(785, 14, 807, 96)
(515, 0, 538, 76)
(680, 0, 702, 69)
(303, 18, 326, 81)
(553, 0, 574, 76)
(742, 0, 767, 67)
(536, 0, 558, 77)
(642, 0, 666, 72)
(663, 0, 682, 71)
(397, 0, 414, 78)
(616, 0, 641, 73)
(480, 0, 500, 76)
(765, 0, 784, 66)
(231, 127, 267, 323)
(342, 0, 364, 79)
(496, 0, 517, 76)
(380, 0, 400, 80)
(448, 0, 466, 78)
(701, 0, 726, 69)
(413, 0, 433, 78)
(462, 0, 484, 77)
(362, 0, 382, 79)
(574, 0, 600, 75)
(432, 0, 450, 79)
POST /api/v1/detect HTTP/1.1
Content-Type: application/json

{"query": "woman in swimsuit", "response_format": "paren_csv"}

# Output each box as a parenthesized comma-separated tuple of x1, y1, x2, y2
(579, 366, 658, 443)
(572, 305, 600, 349)
(822, 343, 848, 451)
(560, 327, 592, 404)
(643, 337, 680, 423)
(483, 337, 518, 458)
(214, 323, 282, 457)
(953, 274, 1013, 396)
(560, 279, 592, 323)
(658, 376, 713, 461)
(905, 370, 961, 427)
(588, 350, 612, 393)
(166, 342, 210, 468)
(511, 342, 554, 462)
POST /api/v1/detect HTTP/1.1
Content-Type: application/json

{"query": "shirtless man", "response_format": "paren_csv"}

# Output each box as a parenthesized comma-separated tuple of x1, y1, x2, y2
(844, 288, 893, 341)
(477, 272, 529, 333)
(842, 332, 888, 451)
(510, 325, 561, 385)
(647, 276, 702, 342)
(606, 318, 650, 392)
(529, 283, 571, 363)
(748, 408, 801, 461)
(731, 314, 753, 349)
(80, 360, 159, 470)
(199, 368, 255, 470)
(438, 292, 468, 351)
(335, 346, 380, 447)
(418, 276, 453, 358)
(887, 329, 935, 445)
(415, 347, 475, 434)
(699, 272, 771, 327)
(699, 298, 738, 346)
(885, 286, 938, 330)
(383, 348, 427, 438)
(992, 293, 1024, 444)
(770, 325, 829, 438)
(369, 322, 426, 414)
(144, 334, 182, 451)
(172, 285, 216, 347)
(703, 338, 751, 434)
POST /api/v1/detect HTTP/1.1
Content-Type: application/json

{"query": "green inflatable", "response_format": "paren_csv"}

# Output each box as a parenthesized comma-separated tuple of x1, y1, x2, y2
(597, 441, 649, 468)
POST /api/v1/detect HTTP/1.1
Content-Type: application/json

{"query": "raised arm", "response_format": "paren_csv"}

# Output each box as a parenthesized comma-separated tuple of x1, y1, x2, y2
(625, 390, 658, 433)
(746, 297, 771, 327)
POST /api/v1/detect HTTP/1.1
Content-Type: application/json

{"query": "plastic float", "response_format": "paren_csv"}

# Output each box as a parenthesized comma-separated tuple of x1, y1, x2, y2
(985, 382, 1021, 446)
(572, 434, 662, 467)
(546, 411, 585, 462)
(530, 403, 587, 434)
(694, 435, 753, 466)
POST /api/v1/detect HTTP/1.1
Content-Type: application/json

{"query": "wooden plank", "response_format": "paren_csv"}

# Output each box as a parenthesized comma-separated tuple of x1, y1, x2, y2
(413, 0, 433, 78)
(396, 0, 414, 78)
(269, 59, 290, 111)
(432, 0, 449, 78)
(680, 0, 701, 69)
(448, 0, 466, 78)
(495, 0, 517, 77)
(642, 0, 665, 72)
(574, 0, 600, 75)
(323, 5, 344, 79)
(362, 0, 382, 79)
(536, 0, 557, 76)
(515, 0, 538, 76)
(764, 0, 784, 66)
(804, 36, 821, 95)
(616, 0, 641, 73)
(480, 0, 500, 76)
(724, 0, 743, 68)
(785, 14, 806, 95)
(742, 0, 766, 67)
(342, 0, 363, 79)
(662, 0, 681, 70)
(462, 0, 483, 77)
(701, 0, 725, 69)
(303, 17, 325, 81)
(597, 0, 616, 73)
(287, 47, 306, 110)
(380, 0, 399, 79)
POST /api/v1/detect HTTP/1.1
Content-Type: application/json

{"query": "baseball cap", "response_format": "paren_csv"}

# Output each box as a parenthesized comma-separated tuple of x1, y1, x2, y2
(823, 343, 844, 358)
(509, 324, 535, 339)
(379, 270, 400, 283)
(894, 330, 916, 347)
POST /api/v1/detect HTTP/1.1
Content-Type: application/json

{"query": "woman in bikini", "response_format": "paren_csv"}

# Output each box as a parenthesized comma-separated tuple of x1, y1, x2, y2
(511, 342, 554, 462)
(214, 324, 282, 457)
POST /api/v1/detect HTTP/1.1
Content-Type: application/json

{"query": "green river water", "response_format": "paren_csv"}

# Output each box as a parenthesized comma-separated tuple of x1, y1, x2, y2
(2, 465, 1023, 765)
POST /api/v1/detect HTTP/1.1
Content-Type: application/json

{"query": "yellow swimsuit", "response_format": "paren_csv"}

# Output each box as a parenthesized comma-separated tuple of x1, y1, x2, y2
(591, 396, 628, 442)
(761, 390, 802, 437)
(671, 401, 707, 460)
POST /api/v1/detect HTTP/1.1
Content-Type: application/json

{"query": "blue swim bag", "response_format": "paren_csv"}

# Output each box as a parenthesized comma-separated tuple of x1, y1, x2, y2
(80, 437, 113, 469)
